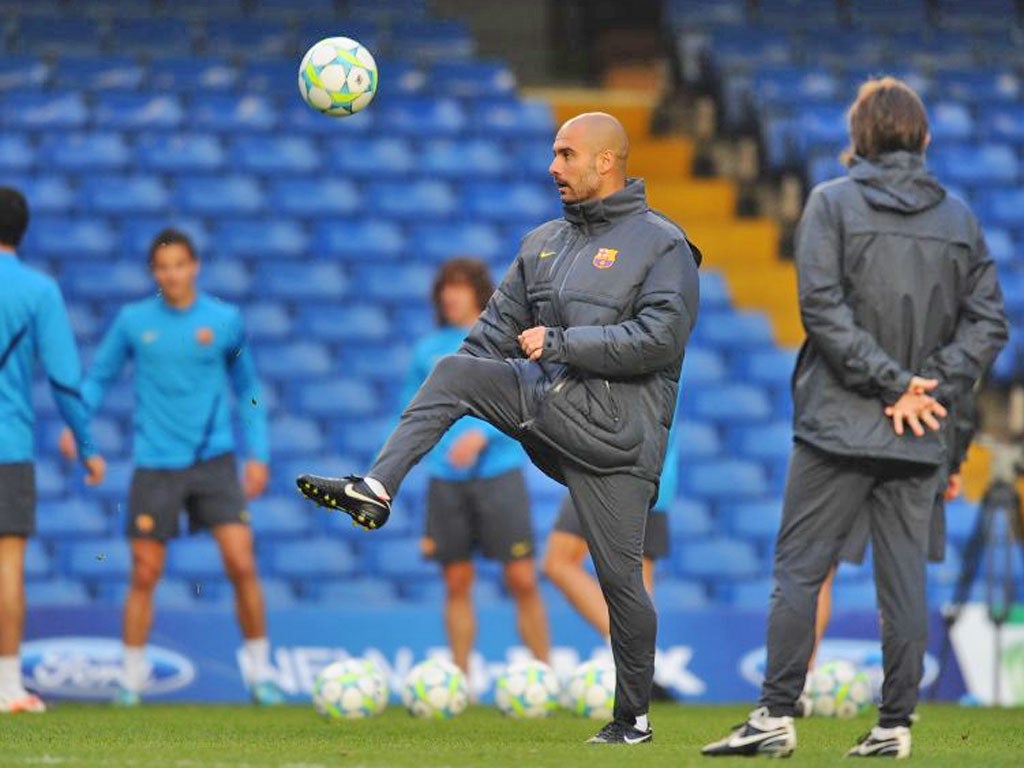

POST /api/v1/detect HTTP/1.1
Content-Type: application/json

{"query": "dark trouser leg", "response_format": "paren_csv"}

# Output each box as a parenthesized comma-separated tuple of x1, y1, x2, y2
(562, 463, 656, 723)
(870, 464, 940, 728)
(369, 354, 523, 496)
(759, 443, 874, 716)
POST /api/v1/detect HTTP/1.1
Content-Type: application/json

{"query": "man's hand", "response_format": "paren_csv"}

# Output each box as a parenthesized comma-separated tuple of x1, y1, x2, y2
(517, 326, 547, 361)
(945, 472, 963, 502)
(447, 429, 488, 469)
(243, 460, 269, 499)
(83, 455, 106, 486)
(59, 427, 77, 460)
(885, 394, 948, 437)
(908, 376, 939, 395)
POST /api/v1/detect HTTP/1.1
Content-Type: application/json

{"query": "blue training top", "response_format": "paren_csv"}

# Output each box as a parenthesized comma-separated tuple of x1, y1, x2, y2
(0, 254, 95, 463)
(81, 292, 268, 469)
(403, 327, 525, 481)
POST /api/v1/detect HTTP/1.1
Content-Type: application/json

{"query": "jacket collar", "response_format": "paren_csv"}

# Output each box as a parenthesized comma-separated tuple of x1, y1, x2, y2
(562, 177, 648, 233)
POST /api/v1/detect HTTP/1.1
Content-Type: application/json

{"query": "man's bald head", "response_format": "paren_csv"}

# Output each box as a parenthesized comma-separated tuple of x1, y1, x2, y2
(549, 112, 630, 204)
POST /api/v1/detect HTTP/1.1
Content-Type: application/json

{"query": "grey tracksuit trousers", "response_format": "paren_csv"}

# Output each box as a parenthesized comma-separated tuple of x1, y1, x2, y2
(370, 353, 657, 722)
(760, 442, 942, 727)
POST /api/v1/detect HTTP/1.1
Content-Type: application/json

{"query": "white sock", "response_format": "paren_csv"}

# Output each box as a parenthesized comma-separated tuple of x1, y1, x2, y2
(122, 646, 149, 693)
(243, 637, 272, 684)
(0, 655, 24, 698)
(635, 713, 649, 731)
(363, 476, 390, 500)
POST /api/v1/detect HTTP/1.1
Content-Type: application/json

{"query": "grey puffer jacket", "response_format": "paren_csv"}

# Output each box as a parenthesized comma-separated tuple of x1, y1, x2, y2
(792, 151, 1007, 466)
(460, 178, 701, 485)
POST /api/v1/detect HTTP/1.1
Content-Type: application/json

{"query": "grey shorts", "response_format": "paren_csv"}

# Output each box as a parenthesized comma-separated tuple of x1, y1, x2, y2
(425, 469, 534, 564)
(0, 462, 35, 537)
(128, 453, 248, 541)
(554, 494, 670, 560)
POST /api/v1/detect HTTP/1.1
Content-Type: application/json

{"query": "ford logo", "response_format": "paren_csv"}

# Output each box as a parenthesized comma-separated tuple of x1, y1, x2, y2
(21, 637, 195, 699)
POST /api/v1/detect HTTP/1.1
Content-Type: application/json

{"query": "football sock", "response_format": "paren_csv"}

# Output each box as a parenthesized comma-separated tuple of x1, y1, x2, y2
(635, 714, 649, 731)
(243, 637, 272, 684)
(122, 646, 148, 693)
(0, 655, 25, 698)
(363, 476, 390, 500)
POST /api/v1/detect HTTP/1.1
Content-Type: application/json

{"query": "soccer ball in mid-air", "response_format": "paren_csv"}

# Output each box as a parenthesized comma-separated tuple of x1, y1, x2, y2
(402, 658, 469, 719)
(806, 660, 873, 719)
(561, 659, 616, 720)
(298, 36, 378, 117)
(494, 660, 561, 719)
(312, 657, 389, 719)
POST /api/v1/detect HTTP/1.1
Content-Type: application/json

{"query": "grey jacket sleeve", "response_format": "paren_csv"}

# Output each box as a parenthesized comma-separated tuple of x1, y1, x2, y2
(542, 238, 696, 377)
(919, 224, 1009, 405)
(459, 252, 532, 361)
(797, 189, 913, 404)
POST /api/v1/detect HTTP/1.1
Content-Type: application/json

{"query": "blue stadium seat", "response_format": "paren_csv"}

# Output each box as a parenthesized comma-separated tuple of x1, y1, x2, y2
(672, 420, 722, 459)
(751, 66, 839, 106)
(654, 579, 709, 610)
(944, 498, 977, 545)
(304, 578, 400, 605)
(12, 177, 76, 214)
(16, 16, 103, 55)
(675, 537, 762, 580)
(348, 0, 427, 19)
(513, 138, 557, 180)
(315, 219, 405, 261)
(339, 343, 412, 383)
(366, 180, 457, 220)
(936, 0, 1017, 29)
(430, 60, 515, 98)
(65, 537, 132, 582)
(80, 176, 170, 215)
(666, 498, 714, 538)
(191, 93, 277, 132)
(35, 499, 109, 542)
(166, 536, 224, 581)
(929, 102, 974, 142)
(403, 578, 503, 605)
(982, 104, 1024, 144)
(270, 540, 358, 579)
(256, 578, 299, 609)
(681, 346, 728, 386)
(255, 0, 337, 16)
(733, 348, 799, 389)
(174, 176, 264, 216)
(983, 228, 1015, 267)
(215, 219, 308, 260)
(201, 261, 252, 300)
(797, 30, 885, 67)
(352, 262, 435, 302)
(409, 222, 504, 263)
(831, 579, 879, 612)
(724, 576, 775, 609)
(256, 344, 333, 382)
(64, 302, 102, 342)
(692, 309, 775, 350)
(679, 459, 769, 500)
(369, 537, 438, 580)
(709, 27, 791, 71)
(94, 93, 185, 130)
(699, 270, 731, 310)
(330, 137, 414, 178)
(135, 133, 225, 173)
(808, 154, 845, 187)
(974, 188, 1024, 228)
(292, 379, 379, 418)
(728, 421, 793, 462)
(721, 500, 784, 544)
(297, 21, 380, 53)
(0, 56, 49, 90)
(52, 55, 144, 91)
(463, 181, 559, 223)
(30, 219, 119, 261)
(794, 103, 848, 150)
(34, 459, 65, 500)
(242, 301, 292, 340)
(40, 131, 131, 171)
(231, 136, 318, 174)
(3, 93, 88, 129)
(110, 17, 194, 55)
(669, 0, 747, 27)
(247, 495, 313, 539)
(254, 262, 347, 300)
(933, 69, 1020, 106)
(420, 138, 510, 178)
(296, 303, 392, 342)
(391, 19, 474, 60)
(929, 143, 1019, 187)
(25, 579, 91, 606)
(470, 98, 555, 141)
(685, 384, 773, 424)
(97, 578, 198, 609)
(375, 96, 466, 137)
(148, 57, 239, 92)
(24, 540, 52, 580)
(269, 179, 360, 218)
(203, 19, 291, 55)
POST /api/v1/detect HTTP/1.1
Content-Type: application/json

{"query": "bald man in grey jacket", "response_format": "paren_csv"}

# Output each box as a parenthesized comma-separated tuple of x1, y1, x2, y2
(298, 113, 701, 744)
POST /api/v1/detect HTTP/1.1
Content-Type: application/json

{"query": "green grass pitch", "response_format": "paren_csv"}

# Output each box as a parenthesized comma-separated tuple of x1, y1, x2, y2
(4, 702, 1022, 767)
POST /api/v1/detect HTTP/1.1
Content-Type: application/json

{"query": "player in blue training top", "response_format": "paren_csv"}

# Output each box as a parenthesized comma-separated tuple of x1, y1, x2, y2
(410, 258, 549, 688)
(60, 229, 282, 707)
(0, 186, 106, 714)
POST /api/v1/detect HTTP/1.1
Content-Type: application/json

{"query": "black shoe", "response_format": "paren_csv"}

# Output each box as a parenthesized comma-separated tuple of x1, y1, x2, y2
(295, 474, 391, 530)
(702, 707, 796, 758)
(845, 726, 911, 758)
(650, 681, 675, 702)
(587, 720, 653, 745)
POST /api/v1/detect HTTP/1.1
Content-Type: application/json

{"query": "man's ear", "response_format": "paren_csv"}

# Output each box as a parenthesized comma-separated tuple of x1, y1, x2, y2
(596, 149, 614, 175)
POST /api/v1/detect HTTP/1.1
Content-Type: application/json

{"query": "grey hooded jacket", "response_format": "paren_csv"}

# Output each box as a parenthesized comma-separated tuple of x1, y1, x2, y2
(460, 178, 701, 485)
(792, 151, 1008, 466)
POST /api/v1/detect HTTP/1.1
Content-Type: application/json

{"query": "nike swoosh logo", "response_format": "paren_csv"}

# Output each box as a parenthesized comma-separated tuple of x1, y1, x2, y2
(344, 483, 387, 508)
(728, 728, 788, 748)
(623, 733, 652, 745)
(539, 250, 556, 259)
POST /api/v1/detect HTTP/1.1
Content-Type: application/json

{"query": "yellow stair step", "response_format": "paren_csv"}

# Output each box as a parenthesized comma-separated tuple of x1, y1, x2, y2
(629, 137, 694, 180)
(646, 179, 736, 221)
(527, 87, 656, 141)
(685, 219, 780, 265)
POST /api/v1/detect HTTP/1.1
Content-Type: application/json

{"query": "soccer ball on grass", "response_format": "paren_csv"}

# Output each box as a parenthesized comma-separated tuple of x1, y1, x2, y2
(494, 660, 560, 719)
(806, 660, 873, 719)
(312, 657, 389, 719)
(402, 658, 469, 719)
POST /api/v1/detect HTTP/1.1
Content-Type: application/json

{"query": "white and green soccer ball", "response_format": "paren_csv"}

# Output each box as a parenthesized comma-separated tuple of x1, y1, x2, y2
(298, 36, 378, 117)
(401, 658, 469, 720)
(561, 659, 615, 720)
(807, 660, 873, 719)
(494, 660, 561, 719)
(312, 658, 389, 720)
